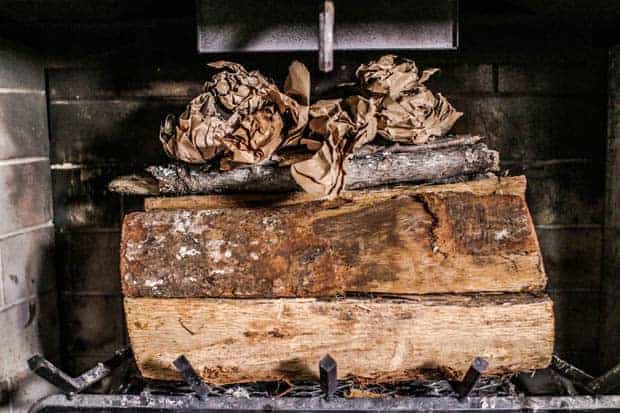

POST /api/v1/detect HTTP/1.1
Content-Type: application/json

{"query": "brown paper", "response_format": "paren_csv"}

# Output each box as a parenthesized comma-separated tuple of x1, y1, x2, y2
(356, 54, 462, 145)
(223, 108, 284, 165)
(160, 55, 462, 198)
(377, 91, 462, 144)
(207, 61, 271, 115)
(273, 60, 311, 146)
(159, 92, 234, 164)
(291, 132, 346, 198)
(356, 54, 438, 98)
(291, 96, 376, 198)
(160, 60, 310, 166)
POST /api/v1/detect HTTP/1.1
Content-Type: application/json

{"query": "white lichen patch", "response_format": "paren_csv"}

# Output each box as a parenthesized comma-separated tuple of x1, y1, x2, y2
(172, 211, 194, 233)
(144, 279, 164, 288)
(172, 210, 221, 235)
(210, 268, 234, 276)
(123, 241, 144, 262)
(249, 252, 259, 261)
(196, 209, 223, 218)
(205, 240, 226, 262)
(175, 246, 201, 260)
(494, 228, 511, 241)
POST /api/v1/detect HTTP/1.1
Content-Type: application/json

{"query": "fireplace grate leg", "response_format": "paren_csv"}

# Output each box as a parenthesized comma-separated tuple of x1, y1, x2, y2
(451, 357, 488, 400)
(173, 355, 211, 401)
(28, 347, 131, 394)
(319, 354, 338, 400)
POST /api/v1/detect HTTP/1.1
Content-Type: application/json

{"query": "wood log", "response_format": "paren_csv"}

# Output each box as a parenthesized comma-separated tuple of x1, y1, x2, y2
(124, 294, 555, 384)
(109, 138, 499, 195)
(142, 173, 502, 211)
(121, 176, 546, 297)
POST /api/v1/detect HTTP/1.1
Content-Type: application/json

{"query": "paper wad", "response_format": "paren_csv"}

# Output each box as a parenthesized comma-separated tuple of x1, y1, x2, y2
(160, 61, 310, 167)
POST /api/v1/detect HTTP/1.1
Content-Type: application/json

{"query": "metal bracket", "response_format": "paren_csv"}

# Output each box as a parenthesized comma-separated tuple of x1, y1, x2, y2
(586, 361, 620, 394)
(551, 356, 594, 385)
(173, 355, 211, 401)
(318, 0, 334, 73)
(197, 0, 459, 60)
(319, 354, 338, 400)
(451, 357, 488, 400)
(28, 347, 131, 394)
(551, 355, 620, 395)
(550, 355, 594, 394)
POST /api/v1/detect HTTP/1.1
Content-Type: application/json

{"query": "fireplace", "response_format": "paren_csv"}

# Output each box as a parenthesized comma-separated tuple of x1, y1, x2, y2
(1, 1, 620, 412)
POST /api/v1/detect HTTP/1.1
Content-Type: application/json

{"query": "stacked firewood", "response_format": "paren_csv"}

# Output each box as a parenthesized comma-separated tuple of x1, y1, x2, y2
(110, 56, 497, 197)
(112, 56, 554, 386)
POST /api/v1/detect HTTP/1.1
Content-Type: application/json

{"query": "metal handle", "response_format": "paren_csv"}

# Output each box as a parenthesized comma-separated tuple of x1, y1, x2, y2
(319, 0, 334, 73)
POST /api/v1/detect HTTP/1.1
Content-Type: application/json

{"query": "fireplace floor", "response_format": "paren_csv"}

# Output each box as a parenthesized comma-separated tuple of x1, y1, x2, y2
(26, 349, 620, 413)
(30, 393, 620, 412)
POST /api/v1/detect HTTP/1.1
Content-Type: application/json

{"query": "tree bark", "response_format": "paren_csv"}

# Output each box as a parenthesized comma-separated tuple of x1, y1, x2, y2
(121, 176, 546, 298)
(124, 294, 555, 384)
(109, 139, 499, 195)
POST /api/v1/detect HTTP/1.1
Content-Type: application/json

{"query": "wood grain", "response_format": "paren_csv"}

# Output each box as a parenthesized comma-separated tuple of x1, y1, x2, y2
(143, 174, 523, 211)
(121, 176, 546, 297)
(124, 295, 555, 384)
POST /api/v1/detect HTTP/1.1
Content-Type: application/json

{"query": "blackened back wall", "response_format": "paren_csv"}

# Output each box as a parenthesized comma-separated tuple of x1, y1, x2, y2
(0, 0, 608, 376)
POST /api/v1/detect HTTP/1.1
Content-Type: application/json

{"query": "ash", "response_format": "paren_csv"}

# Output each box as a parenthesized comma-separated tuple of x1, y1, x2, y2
(117, 375, 517, 399)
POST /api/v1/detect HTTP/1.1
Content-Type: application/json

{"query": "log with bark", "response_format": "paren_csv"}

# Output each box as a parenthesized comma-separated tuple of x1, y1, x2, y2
(120, 176, 546, 298)
(108, 135, 499, 195)
(122, 174, 554, 384)
(124, 294, 554, 384)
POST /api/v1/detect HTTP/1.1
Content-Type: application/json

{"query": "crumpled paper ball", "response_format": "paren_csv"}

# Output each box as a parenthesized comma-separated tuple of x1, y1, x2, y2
(356, 54, 462, 145)
(291, 96, 376, 198)
(160, 60, 310, 166)
(159, 55, 462, 199)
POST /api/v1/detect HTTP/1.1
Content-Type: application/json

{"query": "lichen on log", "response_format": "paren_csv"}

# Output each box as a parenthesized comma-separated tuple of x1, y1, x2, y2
(120, 176, 545, 298)
(108, 137, 499, 196)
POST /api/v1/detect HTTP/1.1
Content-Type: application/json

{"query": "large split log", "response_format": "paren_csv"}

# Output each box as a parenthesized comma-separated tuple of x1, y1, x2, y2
(121, 176, 546, 297)
(109, 136, 499, 195)
(124, 294, 555, 384)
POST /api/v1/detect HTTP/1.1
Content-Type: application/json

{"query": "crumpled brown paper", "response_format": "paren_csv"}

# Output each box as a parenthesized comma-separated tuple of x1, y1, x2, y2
(356, 54, 462, 145)
(291, 96, 376, 198)
(160, 55, 462, 199)
(357, 54, 438, 98)
(222, 107, 283, 165)
(160, 60, 310, 166)
(159, 93, 233, 164)
(291, 55, 460, 197)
